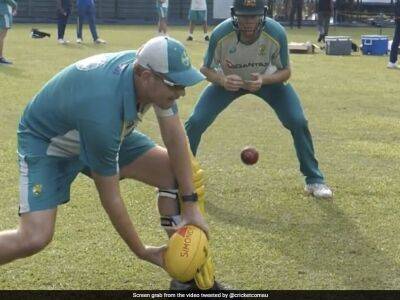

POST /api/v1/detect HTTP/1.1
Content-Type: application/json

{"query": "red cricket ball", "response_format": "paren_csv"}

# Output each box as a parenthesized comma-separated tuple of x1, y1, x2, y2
(240, 146, 259, 165)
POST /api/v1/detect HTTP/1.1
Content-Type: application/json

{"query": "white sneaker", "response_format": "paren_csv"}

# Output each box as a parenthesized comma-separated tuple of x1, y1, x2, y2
(387, 62, 400, 69)
(76, 38, 83, 44)
(94, 38, 106, 44)
(58, 39, 70, 44)
(305, 183, 333, 199)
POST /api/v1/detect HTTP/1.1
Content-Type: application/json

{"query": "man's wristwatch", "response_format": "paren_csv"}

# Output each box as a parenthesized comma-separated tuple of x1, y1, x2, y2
(181, 192, 198, 203)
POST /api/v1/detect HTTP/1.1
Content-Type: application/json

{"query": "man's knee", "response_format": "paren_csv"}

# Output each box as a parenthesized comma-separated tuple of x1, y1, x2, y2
(18, 226, 54, 257)
(158, 172, 176, 191)
(185, 114, 210, 135)
(283, 116, 308, 131)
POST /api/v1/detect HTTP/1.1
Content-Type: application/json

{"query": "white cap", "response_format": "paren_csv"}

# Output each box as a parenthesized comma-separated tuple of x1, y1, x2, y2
(136, 36, 205, 87)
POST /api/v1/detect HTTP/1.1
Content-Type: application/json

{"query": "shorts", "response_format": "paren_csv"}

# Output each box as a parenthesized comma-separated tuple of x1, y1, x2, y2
(0, 13, 12, 29)
(188, 10, 206, 23)
(18, 130, 156, 214)
(157, 7, 168, 19)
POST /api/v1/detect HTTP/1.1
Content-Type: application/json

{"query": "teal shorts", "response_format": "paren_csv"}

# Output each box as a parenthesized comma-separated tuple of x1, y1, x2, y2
(157, 6, 168, 19)
(188, 10, 206, 23)
(0, 13, 12, 29)
(18, 130, 156, 214)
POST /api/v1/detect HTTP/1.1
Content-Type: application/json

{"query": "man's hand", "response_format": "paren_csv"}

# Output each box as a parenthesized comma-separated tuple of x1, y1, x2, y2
(139, 245, 167, 268)
(221, 74, 244, 91)
(180, 203, 209, 238)
(243, 73, 263, 92)
(12, 8, 17, 16)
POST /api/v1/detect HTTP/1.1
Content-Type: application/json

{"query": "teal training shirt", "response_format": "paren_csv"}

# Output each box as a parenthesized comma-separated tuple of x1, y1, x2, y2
(18, 51, 141, 176)
(0, 0, 17, 14)
(204, 18, 289, 81)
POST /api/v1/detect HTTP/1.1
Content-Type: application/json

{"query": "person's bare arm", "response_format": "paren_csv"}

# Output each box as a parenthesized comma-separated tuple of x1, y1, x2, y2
(157, 113, 209, 236)
(92, 172, 165, 267)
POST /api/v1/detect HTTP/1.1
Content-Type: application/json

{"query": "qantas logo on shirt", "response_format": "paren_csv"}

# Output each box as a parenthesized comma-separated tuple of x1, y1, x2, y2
(225, 59, 269, 69)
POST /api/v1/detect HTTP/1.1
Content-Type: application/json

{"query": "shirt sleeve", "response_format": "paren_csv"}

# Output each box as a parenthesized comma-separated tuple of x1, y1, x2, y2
(153, 102, 178, 118)
(275, 28, 290, 69)
(77, 119, 122, 176)
(203, 32, 220, 69)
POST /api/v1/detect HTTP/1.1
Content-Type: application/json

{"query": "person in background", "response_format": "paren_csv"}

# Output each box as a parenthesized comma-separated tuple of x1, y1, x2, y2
(156, 0, 168, 36)
(388, 0, 400, 69)
(289, 0, 303, 29)
(0, 0, 17, 64)
(76, 0, 106, 44)
(185, 0, 333, 199)
(316, 0, 333, 43)
(57, 0, 71, 44)
(187, 0, 209, 41)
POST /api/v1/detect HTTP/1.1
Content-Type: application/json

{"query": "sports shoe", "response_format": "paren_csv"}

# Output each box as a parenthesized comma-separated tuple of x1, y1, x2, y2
(186, 36, 193, 41)
(387, 62, 400, 70)
(76, 38, 83, 44)
(94, 38, 106, 44)
(170, 279, 229, 290)
(0, 57, 13, 64)
(305, 183, 333, 199)
(210, 281, 229, 290)
(170, 279, 195, 290)
(58, 39, 69, 44)
(204, 35, 210, 41)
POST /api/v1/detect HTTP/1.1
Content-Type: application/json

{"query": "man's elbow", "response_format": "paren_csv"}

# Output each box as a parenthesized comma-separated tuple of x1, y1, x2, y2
(283, 67, 291, 81)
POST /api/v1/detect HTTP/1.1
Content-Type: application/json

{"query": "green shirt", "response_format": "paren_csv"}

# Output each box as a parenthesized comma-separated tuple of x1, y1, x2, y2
(204, 18, 289, 81)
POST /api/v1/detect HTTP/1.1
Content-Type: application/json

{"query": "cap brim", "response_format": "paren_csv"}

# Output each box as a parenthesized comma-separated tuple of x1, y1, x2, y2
(165, 67, 205, 87)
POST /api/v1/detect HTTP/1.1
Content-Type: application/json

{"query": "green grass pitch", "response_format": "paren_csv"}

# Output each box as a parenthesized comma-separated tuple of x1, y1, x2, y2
(0, 24, 399, 289)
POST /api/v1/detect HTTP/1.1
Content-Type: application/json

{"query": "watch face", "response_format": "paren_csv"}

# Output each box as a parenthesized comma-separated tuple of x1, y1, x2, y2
(182, 193, 198, 202)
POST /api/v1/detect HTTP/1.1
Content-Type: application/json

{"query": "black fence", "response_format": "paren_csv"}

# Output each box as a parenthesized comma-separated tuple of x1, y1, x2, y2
(13, 0, 399, 26)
